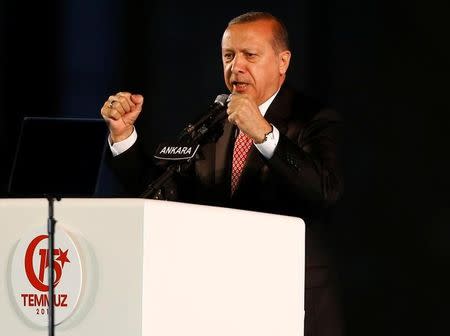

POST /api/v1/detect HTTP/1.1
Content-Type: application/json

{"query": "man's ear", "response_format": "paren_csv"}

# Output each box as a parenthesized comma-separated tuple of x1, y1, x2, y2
(279, 50, 291, 75)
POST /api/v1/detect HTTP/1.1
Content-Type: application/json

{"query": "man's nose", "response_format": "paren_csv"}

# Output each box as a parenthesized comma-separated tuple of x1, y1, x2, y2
(231, 54, 246, 73)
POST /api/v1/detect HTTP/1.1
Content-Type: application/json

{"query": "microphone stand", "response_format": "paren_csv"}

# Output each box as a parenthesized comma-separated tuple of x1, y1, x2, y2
(140, 162, 190, 199)
(46, 196, 60, 336)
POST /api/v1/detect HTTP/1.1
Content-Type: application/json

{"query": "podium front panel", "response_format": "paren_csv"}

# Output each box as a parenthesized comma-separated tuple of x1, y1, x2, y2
(0, 198, 304, 336)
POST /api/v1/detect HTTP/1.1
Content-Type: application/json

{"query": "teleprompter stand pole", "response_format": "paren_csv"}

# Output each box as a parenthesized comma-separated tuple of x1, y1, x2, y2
(47, 196, 60, 336)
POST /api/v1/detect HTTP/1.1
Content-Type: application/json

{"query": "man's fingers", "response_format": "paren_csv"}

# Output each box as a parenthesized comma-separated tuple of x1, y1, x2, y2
(101, 102, 122, 120)
(109, 92, 143, 113)
(116, 92, 136, 111)
(108, 95, 128, 113)
(108, 108, 123, 121)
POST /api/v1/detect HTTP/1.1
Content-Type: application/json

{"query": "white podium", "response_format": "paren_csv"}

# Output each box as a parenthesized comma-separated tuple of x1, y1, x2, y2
(0, 198, 305, 335)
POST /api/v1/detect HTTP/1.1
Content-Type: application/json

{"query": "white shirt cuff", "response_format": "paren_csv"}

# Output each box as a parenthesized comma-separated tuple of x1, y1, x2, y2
(109, 127, 138, 157)
(254, 125, 280, 159)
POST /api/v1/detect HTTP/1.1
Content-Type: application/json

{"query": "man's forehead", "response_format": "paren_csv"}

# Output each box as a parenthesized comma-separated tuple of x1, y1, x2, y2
(221, 22, 274, 47)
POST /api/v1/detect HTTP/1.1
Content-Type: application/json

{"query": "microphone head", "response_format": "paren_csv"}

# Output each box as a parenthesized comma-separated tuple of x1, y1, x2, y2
(214, 94, 229, 106)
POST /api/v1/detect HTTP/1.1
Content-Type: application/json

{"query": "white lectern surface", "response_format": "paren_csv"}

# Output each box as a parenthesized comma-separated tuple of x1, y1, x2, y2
(0, 198, 305, 335)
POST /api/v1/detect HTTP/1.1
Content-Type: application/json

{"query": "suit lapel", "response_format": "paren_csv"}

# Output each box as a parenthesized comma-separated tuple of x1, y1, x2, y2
(264, 87, 292, 135)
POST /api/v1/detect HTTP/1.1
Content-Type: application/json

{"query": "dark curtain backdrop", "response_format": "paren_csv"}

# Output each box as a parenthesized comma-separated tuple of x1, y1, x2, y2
(1, 0, 448, 335)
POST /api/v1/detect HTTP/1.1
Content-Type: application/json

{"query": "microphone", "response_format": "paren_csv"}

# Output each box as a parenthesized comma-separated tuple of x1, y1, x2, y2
(177, 93, 230, 141)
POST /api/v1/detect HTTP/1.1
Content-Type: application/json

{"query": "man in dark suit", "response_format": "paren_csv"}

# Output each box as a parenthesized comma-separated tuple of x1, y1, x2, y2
(101, 11, 344, 336)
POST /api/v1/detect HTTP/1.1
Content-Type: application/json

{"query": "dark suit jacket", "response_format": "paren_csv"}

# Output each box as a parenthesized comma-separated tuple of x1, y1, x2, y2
(111, 85, 344, 335)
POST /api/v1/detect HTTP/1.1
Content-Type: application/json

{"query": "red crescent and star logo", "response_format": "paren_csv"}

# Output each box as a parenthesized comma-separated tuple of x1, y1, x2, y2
(24, 235, 71, 292)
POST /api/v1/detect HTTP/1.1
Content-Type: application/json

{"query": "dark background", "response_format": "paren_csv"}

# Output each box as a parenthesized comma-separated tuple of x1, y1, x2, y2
(1, 1, 448, 335)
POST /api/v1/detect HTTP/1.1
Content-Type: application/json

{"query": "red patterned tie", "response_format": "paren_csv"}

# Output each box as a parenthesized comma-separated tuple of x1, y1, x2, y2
(231, 130, 253, 194)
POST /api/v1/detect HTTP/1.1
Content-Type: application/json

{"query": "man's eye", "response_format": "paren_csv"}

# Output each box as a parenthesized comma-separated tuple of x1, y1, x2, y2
(223, 53, 233, 60)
